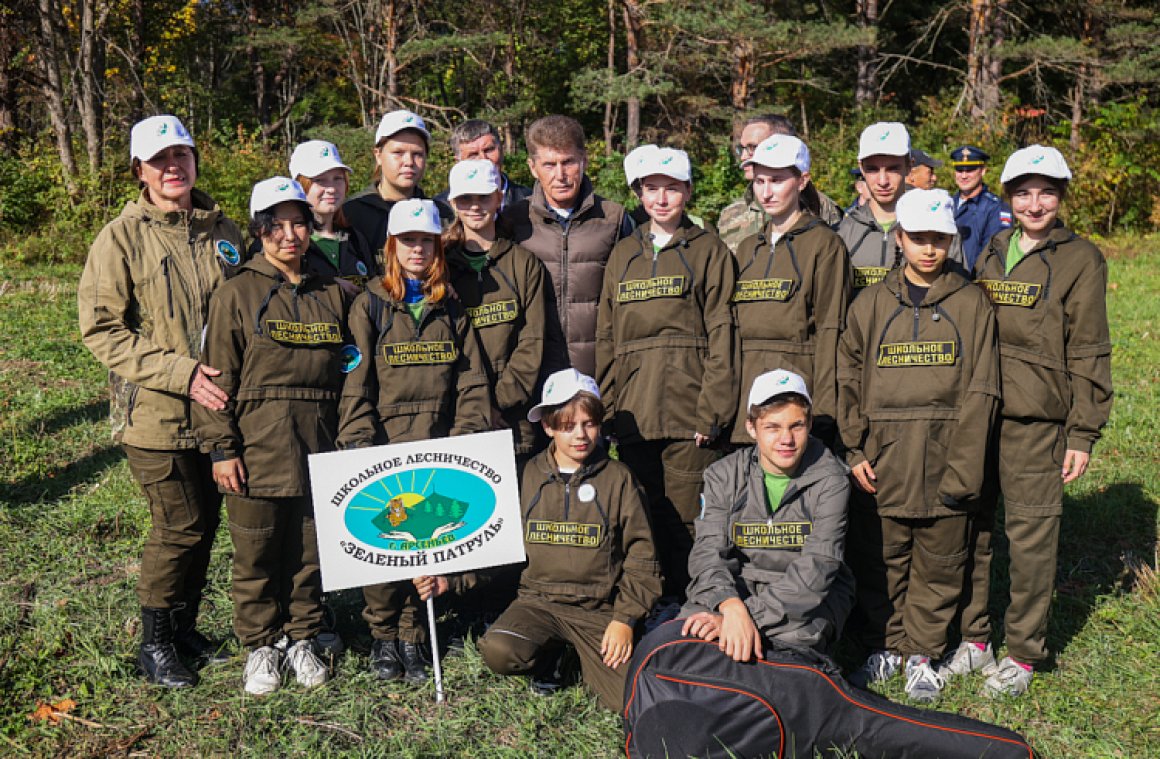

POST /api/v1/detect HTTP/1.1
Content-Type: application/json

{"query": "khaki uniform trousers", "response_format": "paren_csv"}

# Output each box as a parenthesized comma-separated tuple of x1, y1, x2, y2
(477, 596, 627, 712)
(618, 440, 719, 599)
(124, 446, 221, 610)
(959, 418, 1064, 666)
(226, 494, 323, 648)
(848, 503, 970, 659)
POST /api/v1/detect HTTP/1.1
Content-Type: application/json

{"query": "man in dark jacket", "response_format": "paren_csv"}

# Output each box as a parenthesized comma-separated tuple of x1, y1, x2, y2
(435, 119, 531, 211)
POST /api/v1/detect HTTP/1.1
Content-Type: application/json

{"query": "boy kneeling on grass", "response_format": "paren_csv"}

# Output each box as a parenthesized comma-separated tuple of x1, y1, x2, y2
(680, 369, 855, 660)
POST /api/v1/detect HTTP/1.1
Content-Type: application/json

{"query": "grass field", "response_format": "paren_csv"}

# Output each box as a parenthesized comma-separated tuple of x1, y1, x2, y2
(1, 239, 1157, 757)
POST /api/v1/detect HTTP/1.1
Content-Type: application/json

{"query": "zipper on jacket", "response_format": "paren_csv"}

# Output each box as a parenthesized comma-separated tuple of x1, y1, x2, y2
(913, 303, 920, 340)
(881, 228, 891, 267)
(161, 257, 175, 318)
(560, 225, 570, 345)
(563, 480, 571, 521)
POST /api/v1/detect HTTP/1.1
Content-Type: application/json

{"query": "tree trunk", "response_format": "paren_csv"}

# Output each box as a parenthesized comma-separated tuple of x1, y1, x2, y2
(730, 40, 755, 140)
(604, 0, 615, 155)
(386, 0, 399, 111)
(855, 0, 878, 106)
(128, 0, 146, 122)
(966, 0, 1003, 119)
(622, 0, 642, 150)
(35, 0, 79, 195)
(1070, 11, 1093, 150)
(247, 3, 269, 127)
(0, 9, 17, 147)
(78, 0, 109, 172)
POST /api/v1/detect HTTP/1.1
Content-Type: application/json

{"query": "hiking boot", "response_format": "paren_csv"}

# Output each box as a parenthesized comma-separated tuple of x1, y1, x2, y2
(243, 645, 284, 695)
(172, 603, 229, 666)
(983, 656, 1034, 698)
(848, 649, 902, 689)
(138, 607, 198, 688)
(286, 639, 330, 688)
(317, 631, 344, 662)
(399, 641, 430, 684)
(369, 639, 404, 681)
(937, 640, 998, 679)
(530, 648, 567, 696)
(904, 655, 946, 704)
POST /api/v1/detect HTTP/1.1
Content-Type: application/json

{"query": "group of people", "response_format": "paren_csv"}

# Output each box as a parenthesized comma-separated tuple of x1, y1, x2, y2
(78, 107, 1111, 717)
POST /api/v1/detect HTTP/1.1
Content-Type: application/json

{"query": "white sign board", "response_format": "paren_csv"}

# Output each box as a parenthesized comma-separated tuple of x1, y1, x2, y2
(308, 430, 525, 591)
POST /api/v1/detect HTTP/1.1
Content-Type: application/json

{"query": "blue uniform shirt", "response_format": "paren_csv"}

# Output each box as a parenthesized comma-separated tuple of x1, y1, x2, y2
(953, 184, 1012, 271)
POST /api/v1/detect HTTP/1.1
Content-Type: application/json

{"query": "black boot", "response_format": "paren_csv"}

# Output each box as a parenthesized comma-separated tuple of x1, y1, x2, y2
(399, 641, 430, 684)
(172, 602, 229, 665)
(139, 608, 198, 688)
(369, 639, 403, 681)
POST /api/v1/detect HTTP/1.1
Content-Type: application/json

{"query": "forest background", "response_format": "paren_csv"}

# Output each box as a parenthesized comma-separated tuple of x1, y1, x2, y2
(2, 0, 1160, 264)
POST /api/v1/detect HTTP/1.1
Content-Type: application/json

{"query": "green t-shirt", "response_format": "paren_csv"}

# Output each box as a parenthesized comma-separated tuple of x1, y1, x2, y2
(312, 234, 341, 269)
(1006, 228, 1024, 274)
(878, 220, 895, 234)
(763, 471, 791, 514)
(406, 300, 426, 324)
(463, 250, 489, 273)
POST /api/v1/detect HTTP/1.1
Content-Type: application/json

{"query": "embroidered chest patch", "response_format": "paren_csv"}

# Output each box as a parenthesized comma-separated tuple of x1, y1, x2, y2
(732, 521, 812, 549)
(265, 320, 342, 344)
(381, 340, 458, 365)
(733, 278, 794, 302)
(877, 341, 957, 367)
(854, 266, 889, 289)
(466, 299, 519, 328)
(977, 279, 1042, 307)
(617, 275, 686, 302)
(525, 520, 603, 548)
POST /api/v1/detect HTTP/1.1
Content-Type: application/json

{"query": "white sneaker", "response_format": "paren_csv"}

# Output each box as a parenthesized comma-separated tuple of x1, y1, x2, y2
(938, 640, 998, 678)
(849, 649, 902, 689)
(983, 656, 1034, 697)
(904, 655, 946, 704)
(243, 646, 284, 695)
(286, 639, 330, 688)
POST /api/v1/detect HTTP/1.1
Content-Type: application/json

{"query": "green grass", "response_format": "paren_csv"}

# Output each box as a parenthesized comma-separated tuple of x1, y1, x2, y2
(1, 243, 1158, 756)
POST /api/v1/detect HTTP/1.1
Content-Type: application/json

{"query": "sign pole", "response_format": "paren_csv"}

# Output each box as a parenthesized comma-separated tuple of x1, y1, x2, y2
(427, 596, 445, 703)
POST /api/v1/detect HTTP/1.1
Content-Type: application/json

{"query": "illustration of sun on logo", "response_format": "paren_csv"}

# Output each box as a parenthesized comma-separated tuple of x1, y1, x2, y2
(343, 467, 497, 552)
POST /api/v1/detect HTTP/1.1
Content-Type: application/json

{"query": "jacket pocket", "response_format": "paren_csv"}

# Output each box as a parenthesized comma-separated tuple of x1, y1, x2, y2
(999, 347, 1071, 422)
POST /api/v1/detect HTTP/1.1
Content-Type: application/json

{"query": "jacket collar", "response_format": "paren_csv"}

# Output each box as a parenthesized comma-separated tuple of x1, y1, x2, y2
(982, 221, 1075, 268)
(240, 252, 323, 289)
(884, 265, 969, 306)
(129, 187, 223, 232)
(446, 237, 514, 271)
(533, 442, 610, 483)
(530, 176, 597, 221)
(641, 214, 705, 250)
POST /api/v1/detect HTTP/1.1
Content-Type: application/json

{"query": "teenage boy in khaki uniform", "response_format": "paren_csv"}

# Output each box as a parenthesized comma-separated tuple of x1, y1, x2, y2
(838, 189, 999, 703)
(596, 146, 738, 601)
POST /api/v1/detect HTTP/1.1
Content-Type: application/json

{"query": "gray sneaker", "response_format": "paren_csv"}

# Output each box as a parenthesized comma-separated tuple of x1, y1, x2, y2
(904, 655, 946, 704)
(286, 639, 330, 688)
(849, 649, 902, 689)
(243, 646, 284, 695)
(983, 656, 1034, 697)
(938, 640, 998, 679)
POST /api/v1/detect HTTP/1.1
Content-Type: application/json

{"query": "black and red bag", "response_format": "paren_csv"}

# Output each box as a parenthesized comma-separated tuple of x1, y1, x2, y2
(624, 620, 1035, 759)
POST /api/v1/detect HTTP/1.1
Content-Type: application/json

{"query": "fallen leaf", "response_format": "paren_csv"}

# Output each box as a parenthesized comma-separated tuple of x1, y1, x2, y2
(29, 698, 77, 724)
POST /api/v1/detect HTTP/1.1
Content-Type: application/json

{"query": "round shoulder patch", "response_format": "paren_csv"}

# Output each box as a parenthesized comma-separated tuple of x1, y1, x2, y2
(577, 483, 596, 503)
(356, 261, 368, 276)
(215, 239, 241, 267)
(339, 344, 362, 374)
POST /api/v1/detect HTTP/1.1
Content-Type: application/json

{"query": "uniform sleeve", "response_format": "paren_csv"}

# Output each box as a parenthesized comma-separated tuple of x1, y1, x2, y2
(450, 312, 493, 436)
(836, 297, 871, 466)
(696, 240, 739, 440)
(336, 293, 380, 449)
(493, 252, 547, 411)
(77, 223, 199, 395)
(938, 293, 1000, 503)
(982, 198, 1013, 248)
(610, 473, 663, 625)
(685, 462, 743, 613)
(191, 287, 246, 460)
(810, 234, 853, 443)
(1063, 252, 1114, 452)
(745, 473, 851, 630)
(595, 247, 621, 423)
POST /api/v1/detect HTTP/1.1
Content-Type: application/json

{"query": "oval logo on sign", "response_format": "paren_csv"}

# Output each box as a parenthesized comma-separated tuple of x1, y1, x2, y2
(344, 467, 497, 551)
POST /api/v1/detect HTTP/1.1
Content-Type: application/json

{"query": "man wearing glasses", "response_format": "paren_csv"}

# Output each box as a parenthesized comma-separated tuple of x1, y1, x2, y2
(949, 145, 1012, 270)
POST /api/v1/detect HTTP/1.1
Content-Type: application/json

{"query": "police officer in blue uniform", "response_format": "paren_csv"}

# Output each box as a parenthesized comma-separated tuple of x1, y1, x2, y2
(950, 146, 1012, 271)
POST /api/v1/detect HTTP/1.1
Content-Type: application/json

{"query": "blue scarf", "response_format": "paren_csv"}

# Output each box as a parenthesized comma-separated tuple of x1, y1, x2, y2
(403, 277, 425, 303)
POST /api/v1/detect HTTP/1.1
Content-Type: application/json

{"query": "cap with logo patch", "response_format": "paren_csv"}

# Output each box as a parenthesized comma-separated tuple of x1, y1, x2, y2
(742, 135, 810, 174)
(387, 198, 443, 236)
(635, 146, 693, 184)
(130, 115, 195, 163)
(895, 188, 957, 235)
(448, 159, 501, 199)
(1000, 145, 1072, 185)
(858, 122, 911, 160)
(623, 144, 659, 186)
(289, 140, 350, 180)
(249, 176, 309, 219)
(528, 368, 601, 422)
(375, 109, 430, 146)
(748, 369, 812, 409)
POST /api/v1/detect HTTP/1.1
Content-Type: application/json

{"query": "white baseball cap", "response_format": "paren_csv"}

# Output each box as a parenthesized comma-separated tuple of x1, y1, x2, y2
(624, 144, 659, 185)
(1000, 145, 1072, 185)
(895, 188, 958, 235)
(249, 176, 309, 219)
(528, 368, 601, 422)
(748, 369, 811, 409)
(387, 198, 442, 236)
(636, 146, 693, 184)
(448, 159, 501, 199)
(130, 115, 195, 162)
(289, 140, 350, 180)
(858, 122, 911, 160)
(375, 109, 430, 145)
(742, 135, 811, 173)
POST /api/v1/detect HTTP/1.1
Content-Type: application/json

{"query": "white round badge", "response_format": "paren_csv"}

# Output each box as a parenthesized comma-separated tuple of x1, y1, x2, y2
(578, 484, 596, 503)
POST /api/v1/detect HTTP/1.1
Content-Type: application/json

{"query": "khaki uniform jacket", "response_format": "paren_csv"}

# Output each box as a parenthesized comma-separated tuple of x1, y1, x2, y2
(193, 256, 351, 497)
(717, 185, 844, 253)
(838, 203, 967, 292)
(596, 217, 739, 444)
(730, 214, 851, 444)
(78, 189, 244, 450)
(837, 268, 1000, 517)
(447, 239, 548, 454)
(974, 224, 1113, 453)
(337, 278, 490, 447)
(518, 445, 662, 626)
(684, 441, 855, 640)
(505, 177, 629, 377)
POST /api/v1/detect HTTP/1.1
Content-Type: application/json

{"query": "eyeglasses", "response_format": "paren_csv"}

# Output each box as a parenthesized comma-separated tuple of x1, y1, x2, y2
(734, 143, 761, 158)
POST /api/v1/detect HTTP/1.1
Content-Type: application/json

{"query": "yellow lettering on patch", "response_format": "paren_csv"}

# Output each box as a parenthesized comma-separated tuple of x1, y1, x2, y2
(466, 299, 519, 328)
(525, 520, 603, 548)
(616, 275, 686, 302)
(266, 320, 342, 345)
(381, 341, 458, 366)
(853, 267, 889, 289)
(977, 279, 1042, 307)
(733, 278, 795, 303)
(732, 521, 812, 549)
(876, 341, 957, 367)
